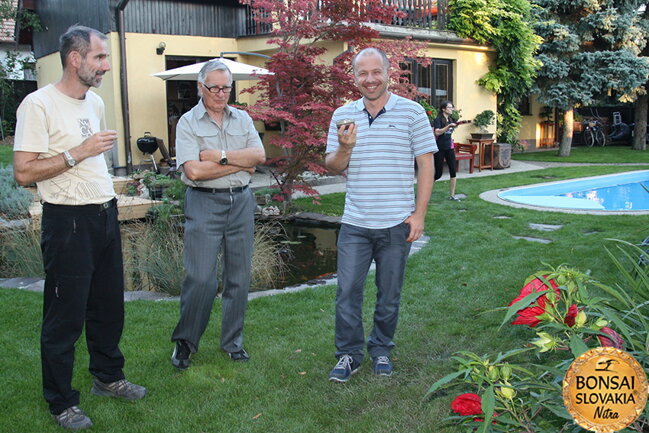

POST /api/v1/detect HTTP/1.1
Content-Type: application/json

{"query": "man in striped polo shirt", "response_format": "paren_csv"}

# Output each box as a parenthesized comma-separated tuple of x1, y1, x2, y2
(325, 47, 437, 382)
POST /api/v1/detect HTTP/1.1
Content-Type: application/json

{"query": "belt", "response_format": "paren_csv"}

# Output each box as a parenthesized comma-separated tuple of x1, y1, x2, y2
(42, 198, 117, 212)
(191, 185, 248, 194)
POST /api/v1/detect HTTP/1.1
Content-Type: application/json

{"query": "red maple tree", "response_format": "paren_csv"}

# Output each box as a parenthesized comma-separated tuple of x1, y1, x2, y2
(240, 0, 431, 206)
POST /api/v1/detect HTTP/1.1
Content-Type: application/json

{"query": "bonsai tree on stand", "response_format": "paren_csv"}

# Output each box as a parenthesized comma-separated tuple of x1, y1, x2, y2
(472, 110, 495, 139)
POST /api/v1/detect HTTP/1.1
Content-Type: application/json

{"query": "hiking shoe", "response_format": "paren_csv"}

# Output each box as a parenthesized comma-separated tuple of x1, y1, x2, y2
(90, 378, 147, 400)
(52, 406, 93, 430)
(449, 195, 461, 201)
(372, 356, 393, 376)
(328, 354, 360, 383)
(228, 349, 250, 362)
(171, 340, 191, 370)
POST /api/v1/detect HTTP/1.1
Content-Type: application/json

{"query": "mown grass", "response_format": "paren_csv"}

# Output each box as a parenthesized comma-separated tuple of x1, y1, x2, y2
(2, 164, 648, 432)
(513, 145, 649, 163)
(0, 143, 12, 166)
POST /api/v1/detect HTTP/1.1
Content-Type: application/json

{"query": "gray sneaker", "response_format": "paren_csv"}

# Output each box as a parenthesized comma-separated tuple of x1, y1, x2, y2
(90, 378, 147, 400)
(52, 406, 93, 430)
(328, 354, 360, 383)
(372, 356, 393, 376)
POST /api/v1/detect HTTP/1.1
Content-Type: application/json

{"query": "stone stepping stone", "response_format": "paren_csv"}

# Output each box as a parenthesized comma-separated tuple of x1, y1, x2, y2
(493, 215, 512, 219)
(512, 235, 552, 244)
(528, 223, 563, 232)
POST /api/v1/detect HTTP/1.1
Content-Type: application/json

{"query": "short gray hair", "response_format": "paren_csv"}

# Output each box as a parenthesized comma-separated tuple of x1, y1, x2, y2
(198, 60, 233, 84)
(352, 48, 390, 74)
(59, 25, 107, 68)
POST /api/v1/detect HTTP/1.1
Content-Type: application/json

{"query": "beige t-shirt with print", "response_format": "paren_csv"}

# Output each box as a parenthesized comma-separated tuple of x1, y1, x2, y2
(14, 84, 115, 205)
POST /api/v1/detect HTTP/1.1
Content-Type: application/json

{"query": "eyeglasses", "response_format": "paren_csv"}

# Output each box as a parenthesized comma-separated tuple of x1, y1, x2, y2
(202, 83, 233, 94)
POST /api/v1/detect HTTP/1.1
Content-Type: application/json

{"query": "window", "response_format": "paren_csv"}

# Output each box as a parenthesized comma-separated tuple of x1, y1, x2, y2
(518, 95, 531, 116)
(407, 58, 453, 108)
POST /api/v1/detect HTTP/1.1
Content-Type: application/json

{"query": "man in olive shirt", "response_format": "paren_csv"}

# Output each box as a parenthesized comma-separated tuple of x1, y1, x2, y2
(171, 60, 266, 370)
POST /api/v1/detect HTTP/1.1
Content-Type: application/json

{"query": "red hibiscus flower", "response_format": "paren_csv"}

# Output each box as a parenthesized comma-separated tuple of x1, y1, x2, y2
(508, 277, 559, 328)
(451, 393, 497, 423)
(451, 393, 482, 416)
(564, 304, 578, 327)
(598, 327, 625, 350)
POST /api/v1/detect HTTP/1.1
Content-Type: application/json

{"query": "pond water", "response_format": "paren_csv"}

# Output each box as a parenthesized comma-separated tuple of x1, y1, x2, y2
(269, 223, 339, 290)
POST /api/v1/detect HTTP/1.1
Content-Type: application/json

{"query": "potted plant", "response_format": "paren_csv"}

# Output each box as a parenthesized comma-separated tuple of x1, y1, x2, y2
(419, 99, 438, 124)
(141, 172, 175, 200)
(471, 109, 495, 139)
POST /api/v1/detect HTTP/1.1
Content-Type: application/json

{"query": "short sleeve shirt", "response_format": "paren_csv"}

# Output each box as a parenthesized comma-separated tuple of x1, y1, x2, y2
(433, 116, 453, 150)
(175, 100, 264, 188)
(326, 93, 437, 229)
(13, 84, 115, 205)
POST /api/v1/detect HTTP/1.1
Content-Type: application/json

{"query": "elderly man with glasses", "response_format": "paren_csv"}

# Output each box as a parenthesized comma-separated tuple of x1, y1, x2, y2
(170, 60, 266, 370)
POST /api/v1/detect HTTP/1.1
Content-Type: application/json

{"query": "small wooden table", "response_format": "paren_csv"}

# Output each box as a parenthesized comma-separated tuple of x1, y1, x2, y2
(469, 138, 495, 171)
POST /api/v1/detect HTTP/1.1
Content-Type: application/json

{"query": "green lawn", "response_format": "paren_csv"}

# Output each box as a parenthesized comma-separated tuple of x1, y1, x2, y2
(0, 143, 12, 166)
(2, 164, 648, 432)
(512, 145, 649, 164)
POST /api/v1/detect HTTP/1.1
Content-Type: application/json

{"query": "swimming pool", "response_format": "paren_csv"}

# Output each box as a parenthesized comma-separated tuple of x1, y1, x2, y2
(497, 170, 649, 212)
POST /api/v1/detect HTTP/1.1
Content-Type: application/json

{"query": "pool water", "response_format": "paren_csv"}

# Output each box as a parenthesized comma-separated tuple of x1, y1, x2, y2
(498, 170, 649, 211)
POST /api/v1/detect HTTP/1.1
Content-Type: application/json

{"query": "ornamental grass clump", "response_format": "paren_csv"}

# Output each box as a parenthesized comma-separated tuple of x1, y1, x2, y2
(427, 247, 649, 433)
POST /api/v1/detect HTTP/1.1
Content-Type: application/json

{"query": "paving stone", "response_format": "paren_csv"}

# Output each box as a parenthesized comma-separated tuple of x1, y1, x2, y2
(493, 215, 512, 219)
(512, 235, 552, 244)
(528, 223, 563, 231)
(0, 277, 44, 292)
(124, 291, 173, 302)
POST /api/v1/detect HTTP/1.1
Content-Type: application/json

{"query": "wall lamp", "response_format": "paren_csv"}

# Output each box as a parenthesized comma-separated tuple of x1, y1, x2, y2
(156, 42, 166, 55)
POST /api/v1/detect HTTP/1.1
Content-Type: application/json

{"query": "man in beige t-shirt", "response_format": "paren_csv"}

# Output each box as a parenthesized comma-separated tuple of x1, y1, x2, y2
(13, 25, 145, 431)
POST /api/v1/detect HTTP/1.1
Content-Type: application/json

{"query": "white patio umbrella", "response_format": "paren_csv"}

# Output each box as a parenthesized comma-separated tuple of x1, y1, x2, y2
(151, 57, 273, 81)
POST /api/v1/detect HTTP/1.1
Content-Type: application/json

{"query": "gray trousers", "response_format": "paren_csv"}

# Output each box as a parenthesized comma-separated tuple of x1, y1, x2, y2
(334, 222, 412, 364)
(172, 187, 255, 353)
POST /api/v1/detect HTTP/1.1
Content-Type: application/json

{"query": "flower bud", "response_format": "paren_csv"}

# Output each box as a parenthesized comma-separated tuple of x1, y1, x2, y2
(575, 311, 587, 328)
(532, 332, 558, 353)
(595, 318, 608, 329)
(500, 364, 512, 381)
(497, 386, 516, 400)
(487, 366, 499, 382)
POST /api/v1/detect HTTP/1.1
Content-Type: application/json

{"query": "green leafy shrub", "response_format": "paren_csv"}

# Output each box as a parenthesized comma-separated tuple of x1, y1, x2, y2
(0, 166, 32, 219)
(419, 99, 438, 123)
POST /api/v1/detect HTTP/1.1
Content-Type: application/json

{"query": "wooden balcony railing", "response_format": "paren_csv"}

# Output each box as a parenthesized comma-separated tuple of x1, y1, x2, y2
(243, 0, 448, 37)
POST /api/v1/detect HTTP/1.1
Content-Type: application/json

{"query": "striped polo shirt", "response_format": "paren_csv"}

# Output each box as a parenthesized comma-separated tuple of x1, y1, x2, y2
(326, 93, 437, 229)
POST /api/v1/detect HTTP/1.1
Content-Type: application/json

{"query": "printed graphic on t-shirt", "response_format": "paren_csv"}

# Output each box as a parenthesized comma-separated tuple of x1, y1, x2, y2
(78, 118, 93, 138)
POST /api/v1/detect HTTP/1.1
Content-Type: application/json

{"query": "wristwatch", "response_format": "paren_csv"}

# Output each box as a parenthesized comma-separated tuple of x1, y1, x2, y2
(63, 151, 76, 167)
(219, 149, 228, 165)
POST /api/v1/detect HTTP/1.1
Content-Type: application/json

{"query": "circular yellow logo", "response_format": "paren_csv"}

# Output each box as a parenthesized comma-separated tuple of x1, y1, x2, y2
(563, 347, 648, 433)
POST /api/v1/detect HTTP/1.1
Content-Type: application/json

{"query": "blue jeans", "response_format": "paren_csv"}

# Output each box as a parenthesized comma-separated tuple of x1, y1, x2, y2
(334, 222, 412, 364)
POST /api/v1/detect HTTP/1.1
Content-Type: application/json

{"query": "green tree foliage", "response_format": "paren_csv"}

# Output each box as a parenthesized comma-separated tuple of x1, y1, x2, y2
(448, 0, 542, 144)
(533, 0, 649, 156)
(0, 0, 41, 137)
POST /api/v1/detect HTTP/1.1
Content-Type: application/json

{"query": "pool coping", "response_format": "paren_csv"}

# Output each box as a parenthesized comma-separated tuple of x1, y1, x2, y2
(480, 170, 649, 215)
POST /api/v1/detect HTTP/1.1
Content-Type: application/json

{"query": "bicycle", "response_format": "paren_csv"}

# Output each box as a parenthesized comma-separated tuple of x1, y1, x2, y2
(582, 118, 606, 147)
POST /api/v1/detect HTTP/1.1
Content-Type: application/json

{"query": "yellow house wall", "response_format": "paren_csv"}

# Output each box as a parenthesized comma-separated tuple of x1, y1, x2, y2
(420, 43, 497, 144)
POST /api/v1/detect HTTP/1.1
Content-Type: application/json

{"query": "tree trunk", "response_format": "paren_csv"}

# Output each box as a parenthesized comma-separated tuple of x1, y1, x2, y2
(558, 107, 574, 157)
(633, 91, 647, 151)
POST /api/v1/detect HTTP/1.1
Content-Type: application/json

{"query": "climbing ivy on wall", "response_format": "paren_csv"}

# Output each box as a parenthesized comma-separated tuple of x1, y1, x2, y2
(448, 0, 542, 144)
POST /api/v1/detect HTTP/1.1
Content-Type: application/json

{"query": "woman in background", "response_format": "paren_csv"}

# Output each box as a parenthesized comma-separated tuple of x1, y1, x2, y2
(433, 100, 460, 201)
